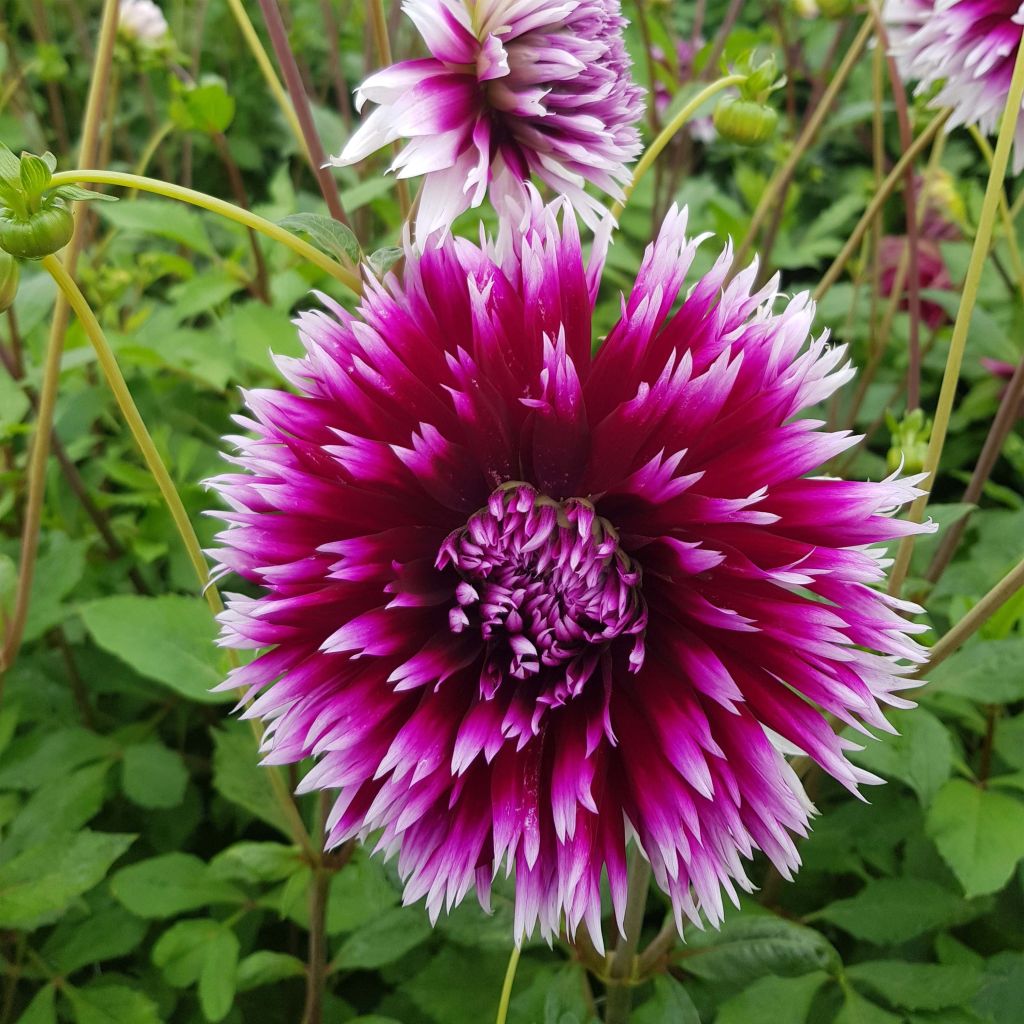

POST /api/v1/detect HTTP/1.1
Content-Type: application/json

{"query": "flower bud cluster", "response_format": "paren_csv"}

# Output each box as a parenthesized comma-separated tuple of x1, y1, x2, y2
(713, 54, 786, 147)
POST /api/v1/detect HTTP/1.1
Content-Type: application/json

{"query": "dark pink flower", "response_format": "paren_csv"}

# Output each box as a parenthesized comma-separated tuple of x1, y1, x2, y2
(210, 199, 930, 945)
(878, 235, 954, 329)
(885, 0, 1024, 171)
(332, 0, 644, 235)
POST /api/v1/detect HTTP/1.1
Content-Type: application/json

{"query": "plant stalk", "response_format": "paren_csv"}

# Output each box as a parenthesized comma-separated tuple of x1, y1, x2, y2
(604, 848, 651, 1024)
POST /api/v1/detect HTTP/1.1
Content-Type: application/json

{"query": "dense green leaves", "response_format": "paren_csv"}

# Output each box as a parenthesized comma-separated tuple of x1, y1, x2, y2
(110, 852, 245, 918)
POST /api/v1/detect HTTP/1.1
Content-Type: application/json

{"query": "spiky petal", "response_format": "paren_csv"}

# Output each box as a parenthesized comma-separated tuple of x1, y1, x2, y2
(210, 197, 931, 947)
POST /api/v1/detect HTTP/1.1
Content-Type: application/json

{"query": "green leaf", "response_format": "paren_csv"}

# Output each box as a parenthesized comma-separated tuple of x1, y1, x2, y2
(333, 905, 432, 970)
(714, 973, 826, 1024)
(65, 984, 161, 1024)
(79, 595, 227, 704)
(153, 919, 220, 986)
(632, 975, 701, 1024)
(926, 780, 1024, 896)
(812, 878, 973, 944)
(0, 727, 116, 791)
(18, 153, 51, 197)
(25, 533, 88, 642)
(235, 951, 305, 992)
(121, 742, 189, 809)
(929, 638, 1024, 704)
(97, 198, 215, 256)
(210, 841, 302, 883)
(171, 80, 236, 134)
(199, 926, 240, 1022)
(42, 904, 148, 975)
(836, 987, 902, 1024)
(0, 142, 22, 182)
(13, 985, 56, 1024)
(110, 852, 245, 919)
(367, 246, 403, 278)
(0, 830, 135, 929)
(211, 724, 293, 838)
(51, 184, 118, 203)
(849, 710, 953, 806)
(324, 848, 400, 933)
(846, 961, 983, 1011)
(279, 212, 360, 265)
(681, 915, 841, 985)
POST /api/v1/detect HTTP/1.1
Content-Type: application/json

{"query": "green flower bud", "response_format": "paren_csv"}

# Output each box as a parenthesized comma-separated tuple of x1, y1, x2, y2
(886, 408, 930, 475)
(0, 199, 74, 260)
(0, 249, 18, 312)
(713, 98, 778, 147)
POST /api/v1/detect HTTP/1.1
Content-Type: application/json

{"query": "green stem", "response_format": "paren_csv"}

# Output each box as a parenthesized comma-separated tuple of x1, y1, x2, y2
(612, 75, 745, 220)
(494, 945, 522, 1024)
(224, 0, 311, 164)
(132, 120, 174, 179)
(734, 16, 874, 270)
(40, 252, 317, 862)
(0, 0, 121, 689)
(47, 169, 363, 295)
(888, 34, 1024, 596)
(919, 555, 1024, 673)
(604, 848, 651, 1024)
(967, 125, 1024, 289)
(813, 108, 950, 303)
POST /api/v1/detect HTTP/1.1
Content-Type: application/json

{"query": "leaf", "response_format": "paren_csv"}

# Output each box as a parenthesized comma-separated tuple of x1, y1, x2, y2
(926, 780, 1024, 896)
(0, 727, 116, 791)
(18, 153, 51, 196)
(812, 878, 974, 944)
(199, 926, 240, 1022)
(98, 198, 215, 256)
(846, 961, 983, 1011)
(632, 975, 701, 1024)
(367, 246, 403, 278)
(12, 985, 56, 1024)
(929, 638, 1024, 704)
(0, 141, 21, 182)
(235, 951, 305, 992)
(65, 984, 161, 1024)
(714, 973, 826, 1024)
(332, 905, 432, 970)
(171, 80, 236, 135)
(835, 987, 902, 1024)
(0, 831, 135, 929)
(51, 184, 118, 203)
(325, 849, 400, 933)
(153, 919, 221, 986)
(849, 710, 953, 806)
(25, 533, 88, 642)
(279, 212, 359, 264)
(121, 743, 189, 809)
(79, 595, 227, 704)
(681, 916, 841, 985)
(211, 725, 293, 838)
(41, 905, 148, 974)
(110, 852, 245, 919)
(210, 841, 302, 884)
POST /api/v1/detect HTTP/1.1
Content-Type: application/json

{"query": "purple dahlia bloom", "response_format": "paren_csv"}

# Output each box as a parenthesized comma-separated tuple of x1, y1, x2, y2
(210, 199, 930, 946)
(885, 0, 1024, 171)
(331, 0, 644, 235)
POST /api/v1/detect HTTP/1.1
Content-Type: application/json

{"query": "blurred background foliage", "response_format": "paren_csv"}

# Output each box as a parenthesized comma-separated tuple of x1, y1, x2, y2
(0, 1, 1022, 1023)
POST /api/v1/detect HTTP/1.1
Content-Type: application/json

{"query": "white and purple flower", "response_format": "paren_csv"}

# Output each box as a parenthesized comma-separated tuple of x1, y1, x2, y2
(118, 0, 169, 43)
(885, 0, 1024, 171)
(332, 0, 645, 236)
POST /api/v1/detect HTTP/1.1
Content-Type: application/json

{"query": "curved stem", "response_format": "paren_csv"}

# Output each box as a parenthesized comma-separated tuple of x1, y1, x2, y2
(40, 253, 317, 862)
(888, 35, 1024, 596)
(47, 169, 363, 294)
(132, 120, 174, 178)
(734, 16, 874, 271)
(494, 945, 522, 1024)
(224, 0, 311, 163)
(920, 555, 1024, 673)
(813, 109, 950, 303)
(612, 75, 745, 220)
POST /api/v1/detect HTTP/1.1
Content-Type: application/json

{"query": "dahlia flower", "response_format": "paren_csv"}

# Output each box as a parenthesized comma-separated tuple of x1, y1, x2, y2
(885, 0, 1024, 171)
(878, 235, 954, 329)
(210, 198, 930, 945)
(331, 0, 644, 236)
(118, 0, 169, 42)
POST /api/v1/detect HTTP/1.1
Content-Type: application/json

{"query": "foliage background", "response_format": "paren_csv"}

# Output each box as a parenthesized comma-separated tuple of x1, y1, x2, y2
(0, 1, 1022, 1022)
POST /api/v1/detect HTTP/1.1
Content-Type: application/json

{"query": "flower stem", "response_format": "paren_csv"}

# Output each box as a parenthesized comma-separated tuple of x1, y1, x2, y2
(888, 34, 1024, 596)
(966, 126, 1024, 288)
(813, 108, 950, 303)
(224, 0, 311, 164)
(919, 555, 1024, 673)
(494, 945, 522, 1024)
(612, 75, 745, 220)
(0, 0, 121, 689)
(734, 15, 874, 270)
(604, 847, 651, 1024)
(47, 169, 363, 294)
(39, 252, 317, 862)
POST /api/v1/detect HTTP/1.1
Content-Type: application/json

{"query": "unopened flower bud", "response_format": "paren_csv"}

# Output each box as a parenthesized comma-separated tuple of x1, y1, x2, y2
(713, 98, 778, 146)
(118, 0, 169, 43)
(886, 408, 930, 475)
(0, 249, 18, 312)
(0, 200, 74, 260)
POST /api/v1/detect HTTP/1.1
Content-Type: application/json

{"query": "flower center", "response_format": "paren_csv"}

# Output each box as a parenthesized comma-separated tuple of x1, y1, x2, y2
(436, 483, 647, 703)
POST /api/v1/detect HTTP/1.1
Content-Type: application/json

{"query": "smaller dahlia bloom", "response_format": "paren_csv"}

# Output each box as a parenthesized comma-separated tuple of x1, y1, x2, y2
(885, 0, 1024, 172)
(878, 235, 954, 329)
(332, 0, 645, 236)
(211, 197, 931, 947)
(118, 0, 169, 42)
